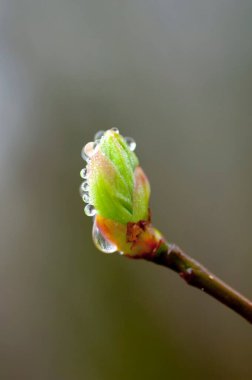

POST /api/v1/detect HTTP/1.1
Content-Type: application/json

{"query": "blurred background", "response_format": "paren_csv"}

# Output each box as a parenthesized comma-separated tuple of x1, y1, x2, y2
(1, 0, 252, 379)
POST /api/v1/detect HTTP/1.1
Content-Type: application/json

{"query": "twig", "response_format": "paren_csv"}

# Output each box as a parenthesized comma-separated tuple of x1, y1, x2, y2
(144, 242, 252, 324)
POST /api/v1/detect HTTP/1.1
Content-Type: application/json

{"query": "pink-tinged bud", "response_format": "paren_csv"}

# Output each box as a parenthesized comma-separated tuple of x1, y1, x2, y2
(80, 129, 163, 256)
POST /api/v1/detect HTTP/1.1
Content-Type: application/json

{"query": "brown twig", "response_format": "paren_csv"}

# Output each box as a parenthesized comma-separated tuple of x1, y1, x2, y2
(144, 242, 252, 324)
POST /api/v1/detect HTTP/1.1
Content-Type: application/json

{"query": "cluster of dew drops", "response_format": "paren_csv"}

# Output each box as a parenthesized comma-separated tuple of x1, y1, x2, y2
(79, 128, 136, 254)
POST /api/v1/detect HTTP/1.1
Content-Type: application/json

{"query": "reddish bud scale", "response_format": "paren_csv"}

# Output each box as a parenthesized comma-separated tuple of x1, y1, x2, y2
(95, 214, 163, 257)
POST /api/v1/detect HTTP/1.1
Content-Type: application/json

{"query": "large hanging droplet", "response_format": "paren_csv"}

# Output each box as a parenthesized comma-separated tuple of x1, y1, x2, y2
(84, 204, 96, 217)
(92, 222, 117, 254)
(124, 137, 136, 151)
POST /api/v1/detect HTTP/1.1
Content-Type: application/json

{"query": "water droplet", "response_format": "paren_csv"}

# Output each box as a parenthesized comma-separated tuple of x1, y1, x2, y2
(93, 140, 100, 149)
(79, 184, 85, 197)
(81, 147, 88, 161)
(80, 181, 89, 193)
(81, 142, 95, 161)
(80, 168, 87, 179)
(111, 127, 119, 134)
(209, 275, 214, 280)
(186, 268, 193, 275)
(81, 147, 89, 161)
(124, 137, 136, 151)
(92, 222, 117, 253)
(94, 130, 105, 141)
(84, 204, 96, 217)
(82, 193, 90, 203)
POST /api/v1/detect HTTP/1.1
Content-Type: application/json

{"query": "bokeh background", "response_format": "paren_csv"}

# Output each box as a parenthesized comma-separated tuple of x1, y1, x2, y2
(1, 1, 252, 379)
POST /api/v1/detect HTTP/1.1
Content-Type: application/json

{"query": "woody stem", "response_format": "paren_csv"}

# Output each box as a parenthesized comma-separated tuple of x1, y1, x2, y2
(144, 242, 252, 324)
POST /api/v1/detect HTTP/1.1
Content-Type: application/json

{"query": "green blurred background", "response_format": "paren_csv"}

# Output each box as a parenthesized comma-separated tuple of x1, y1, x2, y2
(1, 1, 252, 379)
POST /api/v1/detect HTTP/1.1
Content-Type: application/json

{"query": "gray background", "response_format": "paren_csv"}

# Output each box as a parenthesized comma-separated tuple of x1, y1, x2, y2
(1, 1, 252, 379)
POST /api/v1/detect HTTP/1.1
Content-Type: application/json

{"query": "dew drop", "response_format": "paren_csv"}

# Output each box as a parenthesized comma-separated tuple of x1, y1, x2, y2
(80, 168, 87, 179)
(81, 148, 89, 161)
(124, 137, 136, 151)
(92, 222, 117, 254)
(84, 204, 96, 217)
(80, 181, 89, 193)
(81, 147, 89, 161)
(79, 184, 85, 197)
(82, 193, 90, 203)
(111, 127, 119, 134)
(81, 142, 95, 161)
(186, 268, 193, 275)
(94, 130, 105, 141)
